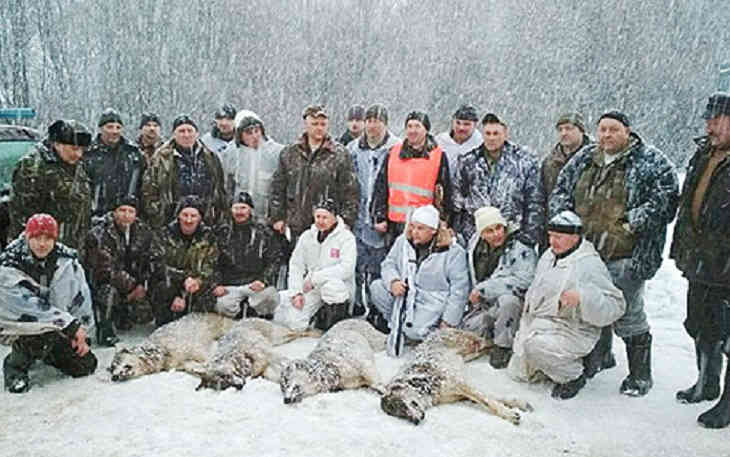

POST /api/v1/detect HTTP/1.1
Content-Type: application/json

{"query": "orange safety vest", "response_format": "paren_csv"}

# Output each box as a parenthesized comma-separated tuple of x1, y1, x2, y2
(386, 142, 443, 222)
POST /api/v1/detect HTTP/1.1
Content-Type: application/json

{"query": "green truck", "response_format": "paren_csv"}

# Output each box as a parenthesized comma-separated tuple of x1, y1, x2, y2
(0, 108, 40, 248)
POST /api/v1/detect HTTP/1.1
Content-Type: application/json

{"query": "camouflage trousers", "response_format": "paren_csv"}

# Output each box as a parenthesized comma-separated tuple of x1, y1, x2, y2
(94, 284, 154, 331)
(460, 295, 523, 349)
(149, 283, 216, 328)
(3, 332, 97, 388)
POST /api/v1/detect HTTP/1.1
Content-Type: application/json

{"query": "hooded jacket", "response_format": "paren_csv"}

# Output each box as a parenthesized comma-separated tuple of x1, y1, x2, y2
(509, 238, 625, 383)
(219, 112, 284, 225)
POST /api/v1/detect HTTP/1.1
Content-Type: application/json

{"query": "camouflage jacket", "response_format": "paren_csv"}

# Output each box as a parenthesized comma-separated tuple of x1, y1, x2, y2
(454, 141, 544, 247)
(83, 212, 155, 293)
(141, 139, 227, 228)
(540, 135, 593, 204)
(213, 218, 280, 286)
(84, 135, 145, 217)
(136, 135, 164, 167)
(0, 236, 93, 337)
(9, 139, 91, 251)
(200, 127, 234, 157)
(670, 137, 730, 286)
(269, 133, 359, 236)
(550, 132, 679, 280)
(149, 221, 219, 295)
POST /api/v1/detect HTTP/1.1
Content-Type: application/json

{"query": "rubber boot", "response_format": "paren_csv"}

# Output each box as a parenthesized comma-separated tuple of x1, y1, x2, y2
(489, 346, 513, 369)
(584, 326, 616, 379)
(619, 332, 653, 397)
(698, 355, 730, 428)
(677, 339, 722, 403)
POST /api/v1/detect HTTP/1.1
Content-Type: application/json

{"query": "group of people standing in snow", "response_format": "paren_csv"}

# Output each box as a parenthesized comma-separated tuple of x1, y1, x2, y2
(1, 92, 730, 429)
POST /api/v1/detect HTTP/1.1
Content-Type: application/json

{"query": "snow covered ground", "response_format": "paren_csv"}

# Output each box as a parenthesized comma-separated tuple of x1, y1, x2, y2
(1, 235, 727, 457)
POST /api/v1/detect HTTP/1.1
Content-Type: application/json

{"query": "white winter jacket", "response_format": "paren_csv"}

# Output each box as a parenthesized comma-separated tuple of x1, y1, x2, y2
(509, 238, 626, 381)
(288, 216, 357, 298)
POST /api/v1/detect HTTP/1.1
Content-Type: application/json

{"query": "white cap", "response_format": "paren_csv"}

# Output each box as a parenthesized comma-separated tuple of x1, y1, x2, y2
(474, 206, 507, 236)
(411, 205, 439, 229)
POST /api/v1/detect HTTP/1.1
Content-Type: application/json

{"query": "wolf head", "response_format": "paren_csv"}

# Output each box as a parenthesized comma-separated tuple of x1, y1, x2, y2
(195, 356, 251, 391)
(279, 359, 327, 404)
(381, 384, 427, 425)
(108, 348, 147, 382)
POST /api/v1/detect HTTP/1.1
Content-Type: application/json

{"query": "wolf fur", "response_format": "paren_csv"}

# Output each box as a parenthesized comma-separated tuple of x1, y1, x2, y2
(280, 319, 386, 404)
(381, 328, 532, 425)
(196, 318, 320, 391)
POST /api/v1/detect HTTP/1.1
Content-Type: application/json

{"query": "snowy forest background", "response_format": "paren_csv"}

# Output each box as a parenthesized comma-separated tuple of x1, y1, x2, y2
(1, 0, 729, 164)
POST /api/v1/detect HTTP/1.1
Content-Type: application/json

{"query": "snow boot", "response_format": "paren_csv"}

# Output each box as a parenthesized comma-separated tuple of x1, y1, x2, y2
(584, 326, 616, 379)
(698, 356, 730, 428)
(619, 332, 653, 397)
(489, 346, 513, 369)
(551, 374, 586, 400)
(366, 307, 390, 334)
(677, 339, 722, 403)
(313, 301, 350, 332)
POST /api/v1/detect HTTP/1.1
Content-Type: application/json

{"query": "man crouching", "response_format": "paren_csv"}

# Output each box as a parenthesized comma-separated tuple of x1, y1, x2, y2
(0, 214, 97, 393)
(508, 211, 626, 399)
(274, 197, 356, 331)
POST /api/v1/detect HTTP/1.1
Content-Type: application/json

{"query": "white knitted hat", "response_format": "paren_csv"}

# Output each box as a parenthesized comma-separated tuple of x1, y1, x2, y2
(411, 205, 439, 229)
(474, 206, 507, 235)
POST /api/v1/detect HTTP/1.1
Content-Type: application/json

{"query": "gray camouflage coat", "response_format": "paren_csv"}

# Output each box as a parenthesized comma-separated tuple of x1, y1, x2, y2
(454, 141, 545, 247)
(549, 133, 679, 280)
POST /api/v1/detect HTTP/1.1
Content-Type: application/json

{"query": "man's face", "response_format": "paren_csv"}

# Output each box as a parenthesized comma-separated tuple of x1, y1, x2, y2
(100, 122, 123, 145)
(557, 122, 583, 151)
(306, 116, 329, 142)
(483, 122, 507, 153)
(365, 118, 386, 142)
(178, 207, 202, 235)
(215, 117, 235, 137)
(347, 119, 365, 137)
(26, 233, 55, 259)
(314, 208, 337, 231)
(141, 121, 161, 141)
(706, 115, 730, 151)
(410, 221, 437, 245)
(405, 120, 427, 147)
(597, 118, 630, 155)
(113, 205, 137, 229)
(548, 231, 580, 255)
(174, 124, 199, 149)
(240, 126, 262, 149)
(54, 143, 84, 165)
(452, 119, 476, 144)
(231, 203, 252, 224)
(481, 223, 506, 248)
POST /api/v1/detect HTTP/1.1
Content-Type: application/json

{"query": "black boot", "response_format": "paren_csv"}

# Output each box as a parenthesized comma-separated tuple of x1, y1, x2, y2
(677, 340, 722, 403)
(96, 321, 119, 347)
(584, 326, 616, 379)
(551, 374, 586, 400)
(366, 307, 390, 334)
(313, 302, 350, 332)
(489, 346, 512, 369)
(3, 342, 33, 393)
(698, 355, 730, 428)
(619, 332, 653, 397)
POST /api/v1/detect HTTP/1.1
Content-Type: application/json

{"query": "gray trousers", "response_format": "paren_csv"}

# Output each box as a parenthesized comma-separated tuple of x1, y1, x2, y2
(606, 259, 650, 338)
(461, 295, 522, 348)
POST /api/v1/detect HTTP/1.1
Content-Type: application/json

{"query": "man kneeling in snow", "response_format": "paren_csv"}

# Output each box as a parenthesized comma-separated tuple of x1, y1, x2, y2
(274, 197, 356, 331)
(0, 214, 97, 393)
(508, 211, 625, 399)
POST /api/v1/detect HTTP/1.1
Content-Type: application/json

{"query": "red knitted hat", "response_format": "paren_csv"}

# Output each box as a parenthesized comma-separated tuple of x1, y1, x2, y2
(25, 214, 59, 239)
